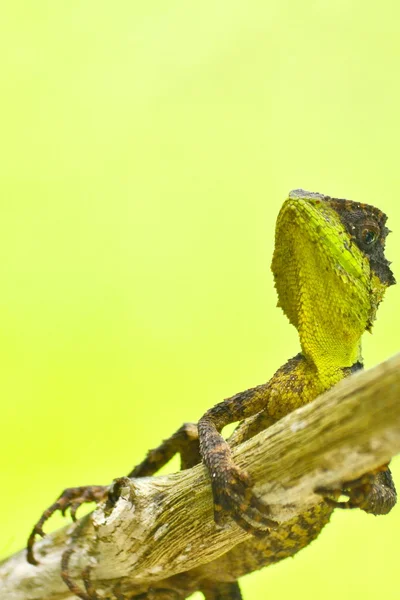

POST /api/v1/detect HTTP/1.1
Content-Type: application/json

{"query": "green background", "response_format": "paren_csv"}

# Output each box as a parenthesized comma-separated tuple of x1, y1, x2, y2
(1, 2, 400, 599)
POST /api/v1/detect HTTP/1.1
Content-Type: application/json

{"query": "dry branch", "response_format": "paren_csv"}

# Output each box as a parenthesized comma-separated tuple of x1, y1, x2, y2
(1, 353, 400, 600)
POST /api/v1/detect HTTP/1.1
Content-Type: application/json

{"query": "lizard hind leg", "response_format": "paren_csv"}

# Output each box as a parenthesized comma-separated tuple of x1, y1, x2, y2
(59, 515, 101, 600)
(316, 466, 397, 515)
(201, 581, 243, 600)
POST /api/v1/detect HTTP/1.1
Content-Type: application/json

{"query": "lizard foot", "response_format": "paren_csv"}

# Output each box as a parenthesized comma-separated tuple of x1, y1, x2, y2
(213, 463, 278, 536)
(316, 472, 377, 510)
(27, 485, 108, 565)
(61, 543, 102, 600)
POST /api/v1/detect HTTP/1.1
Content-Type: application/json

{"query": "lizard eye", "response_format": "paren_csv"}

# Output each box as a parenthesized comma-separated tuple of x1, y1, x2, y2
(360, 224, 380, 246)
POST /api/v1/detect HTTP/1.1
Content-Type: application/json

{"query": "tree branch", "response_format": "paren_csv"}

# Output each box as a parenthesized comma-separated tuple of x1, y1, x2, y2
(2, 353, 400, 600)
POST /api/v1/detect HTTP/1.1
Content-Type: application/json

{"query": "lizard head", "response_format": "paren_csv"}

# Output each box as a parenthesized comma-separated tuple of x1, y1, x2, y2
(271, 189, 395, 377)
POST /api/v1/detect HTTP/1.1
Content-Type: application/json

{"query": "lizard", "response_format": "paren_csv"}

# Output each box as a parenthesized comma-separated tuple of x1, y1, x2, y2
(26, 189, 397, 600)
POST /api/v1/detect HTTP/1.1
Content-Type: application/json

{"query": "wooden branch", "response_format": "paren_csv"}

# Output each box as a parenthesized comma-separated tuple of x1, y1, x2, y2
(2, 353, 400, 600)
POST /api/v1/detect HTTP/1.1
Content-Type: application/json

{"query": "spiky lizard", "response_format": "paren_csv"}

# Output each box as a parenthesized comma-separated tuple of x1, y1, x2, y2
(27, 190, 397, 599)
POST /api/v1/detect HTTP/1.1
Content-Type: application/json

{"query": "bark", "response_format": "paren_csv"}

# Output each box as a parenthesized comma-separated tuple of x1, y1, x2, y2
(1, 353, 400, 600)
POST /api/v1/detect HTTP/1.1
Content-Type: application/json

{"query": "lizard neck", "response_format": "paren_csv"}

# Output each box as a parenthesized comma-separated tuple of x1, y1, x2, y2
(298, 309, 364, 388)
(293, 237, 366, 387)
(297, 302, 364, 388)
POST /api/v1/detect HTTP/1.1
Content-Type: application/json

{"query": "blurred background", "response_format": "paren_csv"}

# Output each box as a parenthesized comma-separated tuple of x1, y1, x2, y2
(1, 2, 400, 599)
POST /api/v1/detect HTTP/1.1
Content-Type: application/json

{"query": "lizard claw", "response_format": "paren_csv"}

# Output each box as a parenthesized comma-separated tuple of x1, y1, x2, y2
(35, 525, 45, 538)
(70, 501, 82, 521)
(27, 485, 108, 566)
(212, 463, 278, 534)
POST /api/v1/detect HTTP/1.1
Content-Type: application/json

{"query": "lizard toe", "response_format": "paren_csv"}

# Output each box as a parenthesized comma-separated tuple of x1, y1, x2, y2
(213, 465, 277, 534)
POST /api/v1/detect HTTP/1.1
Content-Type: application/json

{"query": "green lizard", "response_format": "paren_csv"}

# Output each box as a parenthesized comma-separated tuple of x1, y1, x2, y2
(27, 190, 397, 599)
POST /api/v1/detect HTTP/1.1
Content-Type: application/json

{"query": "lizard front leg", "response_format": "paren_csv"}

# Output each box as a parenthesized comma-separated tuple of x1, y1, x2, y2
(198, 384, 277, 535)
(128, 422, 200, 475)
(27, 423, 200, 565)
(27, 485, 108, 565)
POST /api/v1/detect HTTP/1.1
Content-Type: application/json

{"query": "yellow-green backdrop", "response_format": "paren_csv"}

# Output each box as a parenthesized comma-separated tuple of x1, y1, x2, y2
(1, 2, 400, 599)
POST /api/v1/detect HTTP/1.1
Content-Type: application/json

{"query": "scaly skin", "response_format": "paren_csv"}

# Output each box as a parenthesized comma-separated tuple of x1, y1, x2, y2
(27, 190, 397, 599)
